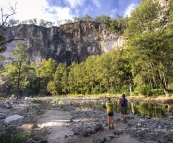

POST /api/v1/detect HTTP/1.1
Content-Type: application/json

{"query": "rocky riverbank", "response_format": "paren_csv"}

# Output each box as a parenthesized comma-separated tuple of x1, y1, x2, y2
(0, 97, 173, 143)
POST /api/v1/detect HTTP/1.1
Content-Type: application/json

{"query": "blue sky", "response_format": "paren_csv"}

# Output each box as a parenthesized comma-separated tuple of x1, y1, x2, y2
(1, 0, 141, 24)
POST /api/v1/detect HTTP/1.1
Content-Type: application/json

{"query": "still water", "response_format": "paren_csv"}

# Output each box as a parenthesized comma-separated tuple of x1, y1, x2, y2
(112, 101, 172, 118)
(73, 100, 173, 118)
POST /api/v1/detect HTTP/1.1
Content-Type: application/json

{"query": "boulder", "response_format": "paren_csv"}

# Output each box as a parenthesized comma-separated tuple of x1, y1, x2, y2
(5, 114, 24, 123)
(0, 113, 6, 120)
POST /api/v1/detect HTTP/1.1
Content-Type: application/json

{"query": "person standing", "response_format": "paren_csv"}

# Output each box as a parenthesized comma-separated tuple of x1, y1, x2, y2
(106, 97, 114, 130)
(119, 94, 128, 122)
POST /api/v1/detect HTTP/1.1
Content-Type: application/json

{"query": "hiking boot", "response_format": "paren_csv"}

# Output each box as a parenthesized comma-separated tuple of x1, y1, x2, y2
(111, 126, 114, 130)
(109, 127, 111, 130)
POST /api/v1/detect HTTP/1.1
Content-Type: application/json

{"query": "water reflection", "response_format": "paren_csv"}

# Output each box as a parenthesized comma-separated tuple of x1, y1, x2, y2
(168, 104, 172, 112)
(72, 100, 173, 118)
(104, 101, 173, 118)
(115, 102, 173, 118)
(131, 102, 135, 114)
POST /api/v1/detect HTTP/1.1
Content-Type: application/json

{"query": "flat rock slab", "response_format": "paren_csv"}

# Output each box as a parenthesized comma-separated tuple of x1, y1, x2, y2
(37, 110, 74, 143)
(5, 114, 24, 123)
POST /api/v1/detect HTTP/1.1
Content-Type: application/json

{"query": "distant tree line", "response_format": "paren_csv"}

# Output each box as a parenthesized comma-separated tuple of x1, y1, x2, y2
(5, 14, 127, 34)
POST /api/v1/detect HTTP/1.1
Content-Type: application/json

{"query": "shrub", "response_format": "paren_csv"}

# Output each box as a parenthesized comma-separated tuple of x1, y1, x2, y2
(134, 85, 151, 96)
(0, 129, 33, 143)
(150, 89, 164, 96)
(120, 85, 129, 93)
(92, 85, 100, 94)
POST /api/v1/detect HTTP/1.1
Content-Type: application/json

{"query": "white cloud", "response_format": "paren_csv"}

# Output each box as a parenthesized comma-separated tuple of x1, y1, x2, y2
(65, 0, 86, 8)
(111, 9, 117, 14)
(123, 3, 137, 17)
(84, 6, 93, 14)
(1, 0, 75, 23)
(92, 0, 101, 7)
(110, 9, 117, 18)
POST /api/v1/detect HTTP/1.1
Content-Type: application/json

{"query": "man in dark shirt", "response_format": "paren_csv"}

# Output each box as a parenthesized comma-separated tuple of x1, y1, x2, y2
(119, 94, 128, 122)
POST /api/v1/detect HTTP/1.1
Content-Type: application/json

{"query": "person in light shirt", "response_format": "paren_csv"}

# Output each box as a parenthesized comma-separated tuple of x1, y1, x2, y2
(106, 97, 114, 130)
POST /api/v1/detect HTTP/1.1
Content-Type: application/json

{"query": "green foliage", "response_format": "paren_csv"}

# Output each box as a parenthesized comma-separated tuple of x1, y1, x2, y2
(0, 97, 6, 101)
(134, 103, 167, 118)
(47, 80, 57, 95)
(2, 1, 173, 97)
(134, 85, 151, 96)
(92, 85, 100, 94)
(36, 58, 58, 95)
(120, 85, 129, 93)
(150, 89, 165, 96)
(0, 129, 33, 143)
(5, 42, 32, 96)
(36, 58, 57, 80)
(124, 0, 173, 96)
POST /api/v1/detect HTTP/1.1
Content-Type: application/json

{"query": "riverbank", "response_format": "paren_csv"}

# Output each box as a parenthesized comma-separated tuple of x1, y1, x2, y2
(62, 94, 173, 104)
(0, 96, 173, 143)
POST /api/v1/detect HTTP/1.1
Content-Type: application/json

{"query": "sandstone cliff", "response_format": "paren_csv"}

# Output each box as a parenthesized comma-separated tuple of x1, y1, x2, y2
(0, 22, 123, 65)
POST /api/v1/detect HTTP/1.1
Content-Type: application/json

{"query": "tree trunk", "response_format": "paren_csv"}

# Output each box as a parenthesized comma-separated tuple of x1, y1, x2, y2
(164, 88, 170, 97)
(17, 62, 22, 98)
(160, 77, 170, 97)
(129, 83, 132, 96)
(157, 70, 170, 97)
(100, 83, 102, 94)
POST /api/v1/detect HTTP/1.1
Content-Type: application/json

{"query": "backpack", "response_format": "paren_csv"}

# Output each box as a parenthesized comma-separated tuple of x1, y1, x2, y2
(120, 98, 126, 106)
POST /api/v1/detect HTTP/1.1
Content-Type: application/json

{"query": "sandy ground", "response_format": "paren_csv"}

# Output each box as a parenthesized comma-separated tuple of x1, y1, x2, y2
(36, 110, 142, 143)
(37, 110, 74, 143)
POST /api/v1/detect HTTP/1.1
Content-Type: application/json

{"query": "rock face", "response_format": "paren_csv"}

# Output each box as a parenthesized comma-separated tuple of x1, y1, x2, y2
(0, 22, 123, 65)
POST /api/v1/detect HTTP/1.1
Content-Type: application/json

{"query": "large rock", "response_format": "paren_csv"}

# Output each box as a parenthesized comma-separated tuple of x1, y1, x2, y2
(0, 22, 123, 65)
(0, 113, 6, 120)
(5, 114, 24, 123)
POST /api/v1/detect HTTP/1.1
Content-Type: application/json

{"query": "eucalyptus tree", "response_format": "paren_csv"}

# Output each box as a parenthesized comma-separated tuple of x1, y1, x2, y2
(5, 42, 31, 97)
(36, 58, 58, 94)
(0, 3, 16, 61)
(101, 15, 111, 24)
(124, 0, 173, 96)
(68, 62, 78, 94)
(94, 53, 113, 94)
(74, 62, 86, 94)
(108, 19, 118, 32)
(27, 62, 40, 95)
(73, 17, 80, 23)
(68, 61, 86, 94)
(116, 15, 127, 34)
(82, 15, 93, 22)
(108, 47, 132, 94)
(95, 16, 102, 23)
(83, 56, 97, 94)
(48, 63, 68, 95)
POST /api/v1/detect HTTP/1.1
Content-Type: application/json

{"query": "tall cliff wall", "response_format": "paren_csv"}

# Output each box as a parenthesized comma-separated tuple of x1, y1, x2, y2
(0, 22, 123, 65)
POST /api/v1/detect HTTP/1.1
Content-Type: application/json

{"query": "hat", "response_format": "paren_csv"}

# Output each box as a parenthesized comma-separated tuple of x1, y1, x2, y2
(122, 94, 125, 97)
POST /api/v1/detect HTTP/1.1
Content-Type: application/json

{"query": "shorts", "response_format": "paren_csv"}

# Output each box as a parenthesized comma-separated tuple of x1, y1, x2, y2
(120, 106, 127, 115)
(107, 112, 114, 116)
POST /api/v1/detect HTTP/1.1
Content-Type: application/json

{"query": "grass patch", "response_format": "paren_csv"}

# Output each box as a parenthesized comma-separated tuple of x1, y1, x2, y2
(0, 97, 6, 101)
(0, 129, 34, 143)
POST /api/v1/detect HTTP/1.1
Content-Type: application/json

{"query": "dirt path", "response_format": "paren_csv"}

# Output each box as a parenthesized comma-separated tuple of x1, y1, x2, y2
(37, 110, 142, 143)
(37, 110, 74, 143)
